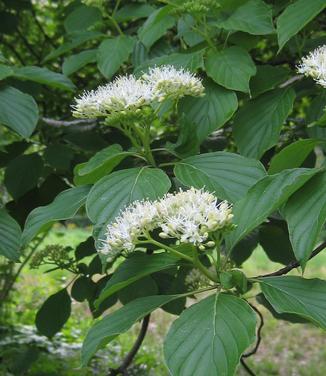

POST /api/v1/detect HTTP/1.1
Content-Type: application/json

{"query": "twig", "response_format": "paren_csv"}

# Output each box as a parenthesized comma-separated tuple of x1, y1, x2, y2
(108, 315, 150, 376)
(30, 7, 57, 49)
(255, 240, 326, 278)
(242, 304, 264, 358)
(279, 75, 303, 88)
(241, 358, 256, 376)
(41, 117, 97, 128)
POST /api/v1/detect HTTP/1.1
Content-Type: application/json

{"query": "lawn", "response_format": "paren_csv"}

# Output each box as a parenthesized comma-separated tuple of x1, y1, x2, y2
(1, 226, 326, 376)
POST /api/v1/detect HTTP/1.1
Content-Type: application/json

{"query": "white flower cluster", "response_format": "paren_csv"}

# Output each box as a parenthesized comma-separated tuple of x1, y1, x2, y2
(72, 66, 204, 119)
(100, 188, 233, 261)
(297, 45, 326, 88)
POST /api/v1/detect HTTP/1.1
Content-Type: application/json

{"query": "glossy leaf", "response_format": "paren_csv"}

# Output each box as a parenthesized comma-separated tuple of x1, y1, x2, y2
(284, 170, 326, 267)
(164, 293, 256, 376)
(259, 276, 326, 329)
(205, 46, 256, 93)
(22, 185, 90, 245)
(174, 152, 266, 203)
(233, 88, 295, 159)
(226, 168, 319, 249)
(97, 36, 135, 79)
(0, 209, 22, 261)
(96, 252, 181, 305)
(81, 294, 185, 366)
(178, 80, 238, 142)
(13, 66, 75, 91)
(268, 139, 321, 174)
(86, 167, 171, 225)
(0, 86, 38, 138)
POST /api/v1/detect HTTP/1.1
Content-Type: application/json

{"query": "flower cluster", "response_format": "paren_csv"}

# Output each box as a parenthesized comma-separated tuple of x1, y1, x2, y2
(72, 66, 204, 119)
(100, 188, 233, 261)
(297, 45, 326, 88)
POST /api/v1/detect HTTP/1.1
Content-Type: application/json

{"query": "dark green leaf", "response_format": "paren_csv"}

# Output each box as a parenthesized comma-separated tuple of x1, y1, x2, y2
(178, 79, 238, 143)
(62, 49, 97, 76)
(164, 293, 256, 376)
(205, 46, 256, 93)
(35, 289, 71, 338)
(0, 209, 22, 260)
(22, 185, 90, 245)
(86, 167, 171, 225)
(138, 6, 175, 48)
(233, 88, 296, 159)
(5, 153, 44, 200)
(118, 276, 158, 305)
(219, 0, 274, 35)
(75, 236, 96, 261)
(0, 86, 38, 138)
(64, 4, 102, 33)
(0, 64, 13, 80)
(44, 144, 74, 172)
(13, 66, 75, 91)
(96, 252, 180, 305)
(259, 276, 326, 329)
(174, 152, 266, 203)
(277, 0, 326, 51)
(284, 170, 326, 267)
(226, 168, 319, 249)
(268, 139, 321, 174)
(231, 230, 259, 266)
(82, 294, 186, 365)
(97, 36, 135, 78)
(71, 276, 96, 302)
(115, 3, 155, 22)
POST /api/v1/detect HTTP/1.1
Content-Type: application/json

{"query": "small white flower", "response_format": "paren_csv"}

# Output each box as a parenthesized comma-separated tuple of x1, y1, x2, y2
(297, 45, 326, 88)
(142, 65, 204, 101)
(72, 75, 154, 119)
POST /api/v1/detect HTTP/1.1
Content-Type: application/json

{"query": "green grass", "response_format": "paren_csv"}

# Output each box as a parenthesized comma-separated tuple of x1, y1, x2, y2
(2, 227, 326, 376)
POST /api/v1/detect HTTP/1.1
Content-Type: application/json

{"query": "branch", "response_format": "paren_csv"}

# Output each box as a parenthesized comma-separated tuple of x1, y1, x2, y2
(41, 117, 97, 129)
(108, 315, 150, 376)
(241, 358, 256, 376)
(242, 304, 264, 358)
(256, 240, 326, 278)
(279, 75, 303, 88)
(30, 7, 57, 49)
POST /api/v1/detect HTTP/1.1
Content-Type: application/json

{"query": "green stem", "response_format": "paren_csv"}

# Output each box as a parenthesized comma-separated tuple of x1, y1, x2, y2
(107, 15, 123, 36)
(192, 248, 218, 282)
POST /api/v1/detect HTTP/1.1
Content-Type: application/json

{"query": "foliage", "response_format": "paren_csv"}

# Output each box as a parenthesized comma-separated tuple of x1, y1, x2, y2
(1, 0, 326, 375)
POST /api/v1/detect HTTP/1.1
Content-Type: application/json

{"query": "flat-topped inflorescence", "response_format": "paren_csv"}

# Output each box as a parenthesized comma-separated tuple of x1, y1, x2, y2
(297, 45, 326, 88)
(100, 188, 233, 261)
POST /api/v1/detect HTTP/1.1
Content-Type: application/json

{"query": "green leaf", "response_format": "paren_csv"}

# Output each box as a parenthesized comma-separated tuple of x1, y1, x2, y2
(64, 4, 102, 33)
(259, 223, 295, 265)
(277, 0, 326, 51)
(35, 289, 71, 338)
(74, 144, 132, 185)
(259, 276, 326, 329)
(205, 46, 256, 93)
(44, 143, 74, 172)
(284, 170, 326, 267)
(178, 79, 238, 143)
(164, 293, 256, 376)
(97, 36, 135, 79)
(231, 230, 259, 266)
(0, 64, 13, 80)
(5, 153, 44, 200)
(43, 31, 103, 63)
(71, 276, 96, 302)
(22, 185, 90, 245)
(138, 6, 175, 48)
(0, 209, 22, 261)
(96, 252, 180, 305)
(13, 66, 75, 91)
(118, 276, 158, 305)
(219, 0, 274, 35)
(233, 88, 296, 159)
(81, 294, 185, 366)
(226, 168, 319, 249)
(174, 152, 266, 203)
(86, 167, 171, 225)
(62, 49, 97, 76)
(250, 65, 290, 98)
(268, 139, 322, 174)
(134, 50, 204, 75)
(115, 3, 155, 22)
(0, 86, 38, 138)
